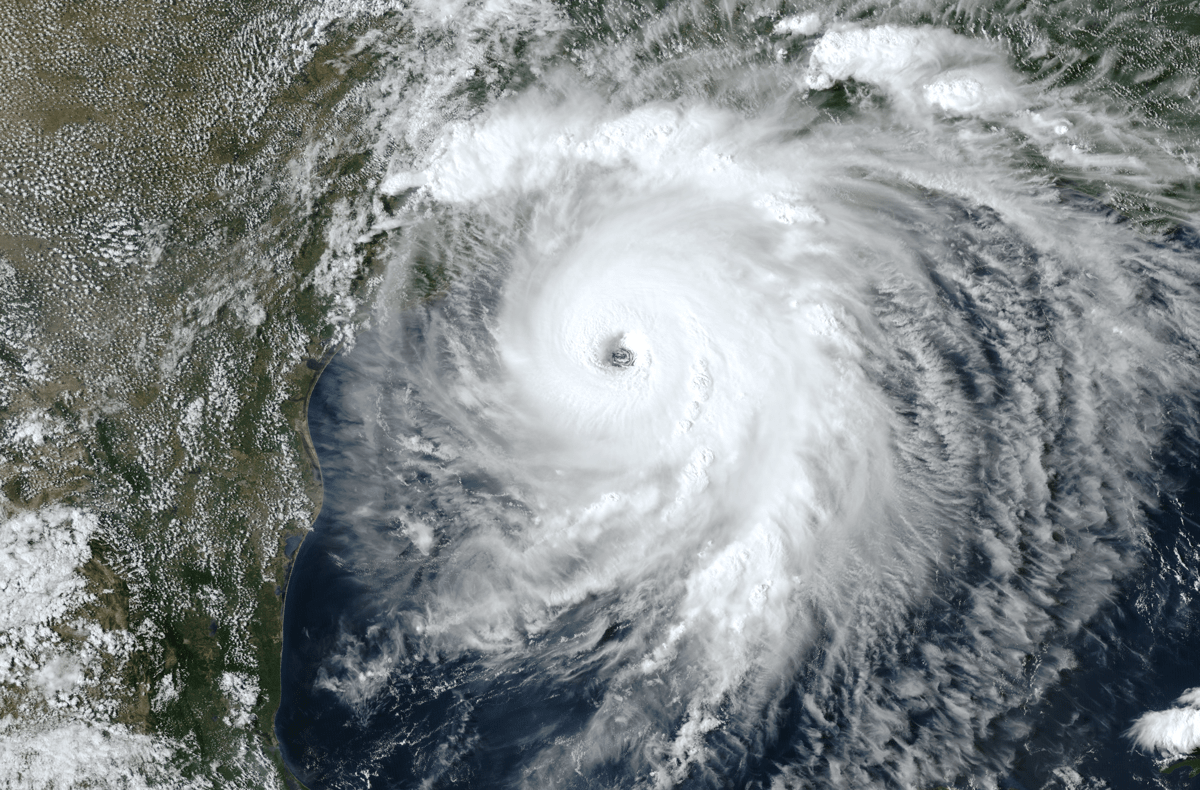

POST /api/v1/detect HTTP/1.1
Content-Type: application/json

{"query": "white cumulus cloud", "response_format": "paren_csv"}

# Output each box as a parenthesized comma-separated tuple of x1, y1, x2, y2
(1128, 688, 1200, 755)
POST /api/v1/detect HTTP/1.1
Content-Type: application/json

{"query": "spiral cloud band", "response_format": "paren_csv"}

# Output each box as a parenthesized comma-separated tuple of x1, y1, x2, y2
(279, 17, 1200, 790)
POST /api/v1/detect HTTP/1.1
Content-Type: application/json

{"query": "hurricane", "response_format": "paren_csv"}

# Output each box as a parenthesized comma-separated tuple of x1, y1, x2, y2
(276, 3, 1200, 788)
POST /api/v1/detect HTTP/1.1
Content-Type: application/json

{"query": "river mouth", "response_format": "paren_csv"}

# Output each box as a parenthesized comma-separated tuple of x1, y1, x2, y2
(276, 8, 1200, 790)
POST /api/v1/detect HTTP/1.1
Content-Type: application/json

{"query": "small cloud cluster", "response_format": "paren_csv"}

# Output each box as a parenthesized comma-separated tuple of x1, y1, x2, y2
(1128, 688, 1200, 755)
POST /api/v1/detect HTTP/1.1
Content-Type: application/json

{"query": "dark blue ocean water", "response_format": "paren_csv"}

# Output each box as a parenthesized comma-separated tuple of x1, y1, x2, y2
(277, 302, 1200, 789)
(265, 0, 1200, 781)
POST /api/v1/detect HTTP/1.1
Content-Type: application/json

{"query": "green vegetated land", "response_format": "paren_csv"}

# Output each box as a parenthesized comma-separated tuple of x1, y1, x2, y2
(0, 2, 403, 785)
(3, 0, 1198, 787)
(1166, 750, 1200, 779)
(0, 0, 565, 779)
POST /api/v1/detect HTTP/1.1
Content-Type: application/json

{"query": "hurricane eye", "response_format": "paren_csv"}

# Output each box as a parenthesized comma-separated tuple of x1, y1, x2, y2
(609, 347, 636, 368)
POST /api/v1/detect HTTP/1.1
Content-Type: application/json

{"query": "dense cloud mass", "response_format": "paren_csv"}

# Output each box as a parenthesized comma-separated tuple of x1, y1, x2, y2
(277, 7, 1200, 790)
(13, 0, 1198, 787)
